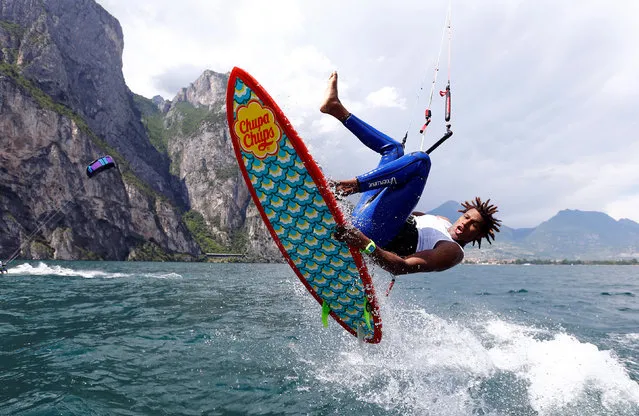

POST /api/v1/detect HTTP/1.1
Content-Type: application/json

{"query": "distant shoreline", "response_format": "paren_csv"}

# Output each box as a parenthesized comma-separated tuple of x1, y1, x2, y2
(465, 259, 639, 265)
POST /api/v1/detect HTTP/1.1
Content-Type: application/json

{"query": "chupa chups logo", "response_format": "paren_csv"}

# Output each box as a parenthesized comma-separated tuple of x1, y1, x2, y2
(234, 100, 282, 159)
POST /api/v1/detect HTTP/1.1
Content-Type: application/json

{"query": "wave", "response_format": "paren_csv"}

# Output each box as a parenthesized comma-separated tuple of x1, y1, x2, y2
(601, 291, 635, 297)
(5, 262, 182, 280)
(608, 333, 639, 354)
(291, 299, 639, 416)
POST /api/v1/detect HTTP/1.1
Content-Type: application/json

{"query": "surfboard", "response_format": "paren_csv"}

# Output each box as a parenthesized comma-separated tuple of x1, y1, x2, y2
(226, 67, 382, 343)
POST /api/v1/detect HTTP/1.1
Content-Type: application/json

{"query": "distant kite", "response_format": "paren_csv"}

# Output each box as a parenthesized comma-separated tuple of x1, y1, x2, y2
(86, 155, 116, 178)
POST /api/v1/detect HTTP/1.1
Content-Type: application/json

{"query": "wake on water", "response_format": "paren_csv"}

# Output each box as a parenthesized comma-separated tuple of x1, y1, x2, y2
(5, 262, 181, 280)
(322, 199, 639, 414)
(289, 272, 639, 416)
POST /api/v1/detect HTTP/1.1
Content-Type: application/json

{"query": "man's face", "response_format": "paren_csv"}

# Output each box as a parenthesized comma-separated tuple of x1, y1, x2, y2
(450, 208, 485, 243)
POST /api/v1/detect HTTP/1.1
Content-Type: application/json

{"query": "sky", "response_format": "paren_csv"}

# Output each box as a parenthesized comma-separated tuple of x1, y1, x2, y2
(95, 0, 639, 228)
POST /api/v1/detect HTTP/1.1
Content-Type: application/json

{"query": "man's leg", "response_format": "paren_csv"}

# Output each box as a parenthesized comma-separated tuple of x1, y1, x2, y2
(320, 72, 403, 165)
(320, 72, 430, 245)
(352, 152, 431, 246)
(343, 114, 403, 165)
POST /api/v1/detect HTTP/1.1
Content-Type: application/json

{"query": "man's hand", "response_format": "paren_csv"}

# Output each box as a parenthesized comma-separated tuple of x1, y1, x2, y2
(328, 179, 359, 198)
(334, 224, 415, 274)
(334, 224, 369, 250)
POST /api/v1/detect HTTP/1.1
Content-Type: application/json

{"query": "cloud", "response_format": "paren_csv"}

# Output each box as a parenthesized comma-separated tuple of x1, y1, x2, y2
(152, 65, 205, 99)
(96, 0, 639, 227)
(366, 87, 406, 109)
(606, 194, 639, 222)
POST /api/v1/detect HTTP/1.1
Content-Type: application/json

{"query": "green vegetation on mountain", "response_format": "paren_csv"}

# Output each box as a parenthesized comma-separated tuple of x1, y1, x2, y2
(133, 94, 169, 154)
(183, 210, 228, 253)
(0, 20, 24, 38)
(173, 102, 213, 136)
(133, 96, 224, 154)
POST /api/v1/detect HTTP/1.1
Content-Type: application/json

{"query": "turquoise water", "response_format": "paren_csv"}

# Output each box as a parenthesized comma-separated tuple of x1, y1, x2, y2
(1, 262, 638, 415)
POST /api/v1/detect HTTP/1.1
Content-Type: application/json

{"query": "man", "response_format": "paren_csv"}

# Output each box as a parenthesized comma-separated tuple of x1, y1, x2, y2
(320, 71, 501, 275)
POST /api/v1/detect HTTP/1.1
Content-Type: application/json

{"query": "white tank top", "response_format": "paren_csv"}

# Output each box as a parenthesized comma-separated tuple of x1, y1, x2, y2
(414, 215, 463, 254)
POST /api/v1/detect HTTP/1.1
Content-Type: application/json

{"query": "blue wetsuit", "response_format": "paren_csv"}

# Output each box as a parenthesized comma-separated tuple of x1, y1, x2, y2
(343, 114, 431, 248)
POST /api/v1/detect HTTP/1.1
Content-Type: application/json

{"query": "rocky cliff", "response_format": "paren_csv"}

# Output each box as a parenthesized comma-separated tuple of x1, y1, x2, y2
(136, 70, 281, 261)
(0, 0, 278, 262)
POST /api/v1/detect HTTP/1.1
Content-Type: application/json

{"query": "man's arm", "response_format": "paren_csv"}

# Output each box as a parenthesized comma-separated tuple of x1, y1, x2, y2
(334, 225, 463, 275)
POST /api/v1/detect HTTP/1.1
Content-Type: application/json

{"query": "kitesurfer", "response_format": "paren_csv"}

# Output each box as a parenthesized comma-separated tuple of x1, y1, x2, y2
(320, 71, 501, 275)
(0, 260, 7, 274)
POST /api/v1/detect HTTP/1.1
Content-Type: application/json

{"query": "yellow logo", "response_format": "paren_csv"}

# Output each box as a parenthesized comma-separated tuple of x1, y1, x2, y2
(234, 100, 282, 159)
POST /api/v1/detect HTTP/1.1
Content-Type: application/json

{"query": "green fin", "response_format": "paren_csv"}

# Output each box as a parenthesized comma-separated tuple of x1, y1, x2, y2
(322, 301, 330, 328)
(363, 298, 372, 330)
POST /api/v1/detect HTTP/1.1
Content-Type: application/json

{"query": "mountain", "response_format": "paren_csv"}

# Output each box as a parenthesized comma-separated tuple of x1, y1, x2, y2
(425, 200, 462, 221)
(523, 209, 639, 259)
(132, 70, 281, 261)
(0, 0, 277, 262)
(429, 204, 639, 261)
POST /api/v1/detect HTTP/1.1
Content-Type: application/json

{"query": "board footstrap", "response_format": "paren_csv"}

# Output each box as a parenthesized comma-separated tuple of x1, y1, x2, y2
(363, 298, 372, 330)
(322, 301, 330, 328)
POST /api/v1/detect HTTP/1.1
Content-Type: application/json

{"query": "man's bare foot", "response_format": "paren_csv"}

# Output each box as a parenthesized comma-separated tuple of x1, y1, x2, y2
(319, 71, 350, 121)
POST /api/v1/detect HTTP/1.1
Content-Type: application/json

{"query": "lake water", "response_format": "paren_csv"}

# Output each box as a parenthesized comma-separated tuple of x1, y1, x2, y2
(1, 261, 638, 415)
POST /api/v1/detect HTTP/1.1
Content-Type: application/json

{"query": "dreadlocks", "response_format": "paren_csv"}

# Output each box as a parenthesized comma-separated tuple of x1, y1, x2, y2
(459, 197, 501, 248)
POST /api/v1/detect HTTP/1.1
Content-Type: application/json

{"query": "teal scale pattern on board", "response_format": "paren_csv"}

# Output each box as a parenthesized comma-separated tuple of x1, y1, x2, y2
(233, 78, 373, 338)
